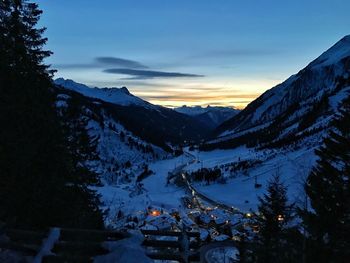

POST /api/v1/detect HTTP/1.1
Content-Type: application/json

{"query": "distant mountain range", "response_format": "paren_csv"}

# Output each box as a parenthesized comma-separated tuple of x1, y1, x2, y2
(175, 105, 239, 128)
(202, 35, 350, 150)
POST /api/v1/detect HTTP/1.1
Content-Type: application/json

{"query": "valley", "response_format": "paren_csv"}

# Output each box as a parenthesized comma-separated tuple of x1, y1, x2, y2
(47, 36, 350, 253)
(96, 144, 317, 241)
(1, 1, 349, 260)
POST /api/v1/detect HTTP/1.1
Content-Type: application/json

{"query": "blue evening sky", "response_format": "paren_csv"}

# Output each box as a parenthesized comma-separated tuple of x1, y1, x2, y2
(36, 0, 350, 108)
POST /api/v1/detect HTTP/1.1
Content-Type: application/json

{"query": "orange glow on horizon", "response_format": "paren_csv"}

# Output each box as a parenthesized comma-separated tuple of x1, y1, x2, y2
(129, 78, 279, 109)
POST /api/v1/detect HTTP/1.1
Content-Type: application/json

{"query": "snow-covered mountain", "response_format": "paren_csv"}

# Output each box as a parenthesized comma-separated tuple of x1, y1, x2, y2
(204, 35, 350, 150)
(54, 80, 215, 183)
(175, 105, 211, 116)
(55, 78, 155, 109)
(175, 105, 239, 128)
(55, 79, 211, 146)
(55, 89, 167, 184)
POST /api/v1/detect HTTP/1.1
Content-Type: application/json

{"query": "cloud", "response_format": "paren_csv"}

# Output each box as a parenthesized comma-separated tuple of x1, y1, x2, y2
(95, 57, 148, 69)
(139, 93, 260, 101)
(103, 68, 204, 79)
(55, 56, 148, 70)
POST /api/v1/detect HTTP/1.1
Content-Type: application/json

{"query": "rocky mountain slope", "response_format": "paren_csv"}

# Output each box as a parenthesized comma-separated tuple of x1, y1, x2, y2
(203, 35, 350, 150)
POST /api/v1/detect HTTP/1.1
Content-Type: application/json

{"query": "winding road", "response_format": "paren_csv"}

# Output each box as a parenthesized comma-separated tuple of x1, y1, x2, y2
(174, 151, 242, 215)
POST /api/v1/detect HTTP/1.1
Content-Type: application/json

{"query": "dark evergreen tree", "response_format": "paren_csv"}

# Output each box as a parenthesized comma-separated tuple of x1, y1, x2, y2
(302, 95, 350, 263)
(252, 174, 296, 263)
(237, 230, 253, 263)
(0, 0, 103, 228)
(62, 94, 101, 186)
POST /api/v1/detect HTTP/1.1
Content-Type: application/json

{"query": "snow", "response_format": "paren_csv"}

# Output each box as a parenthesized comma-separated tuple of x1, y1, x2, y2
(184, 146, 317, 212)
(218, 35, 350, 138)
(142, 154, 192, 208)
(145, 214, 177, 230)
(54, 78, 155, 109)
(55, 88, 166, 185)
(218, 122, 271, 139)
(328, 86, 350, 110)
(205, 246, 238, 262)
(185, 146, 251, 171)
(94, 184, 151, 227)
(199, 228, 209, 241)
(213, 234, 230, 241)
(55, 100, 68, 108)
(87, 115, 165, 183)
(95, 154, 191, 226)
(96, 139, 319, 226)
(33, 228, 60, 263)
(55, 36, 350, 234)
(94, 231, 152, 263)
(175, 105, 237, 116)
(310, 35, 350, 68)
(175, 105, 210, 116)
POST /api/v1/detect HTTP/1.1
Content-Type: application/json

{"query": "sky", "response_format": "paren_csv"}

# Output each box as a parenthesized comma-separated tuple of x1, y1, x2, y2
(36, 0, 350, 109)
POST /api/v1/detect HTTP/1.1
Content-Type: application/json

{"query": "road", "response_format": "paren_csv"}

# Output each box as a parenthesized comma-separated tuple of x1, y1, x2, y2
(175, 151, 242, 215)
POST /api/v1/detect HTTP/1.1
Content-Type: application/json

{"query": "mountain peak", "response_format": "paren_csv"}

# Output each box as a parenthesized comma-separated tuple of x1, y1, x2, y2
(214, 35, 350, 139)
(120, 86, 130, 95)
(54, 78, 153, 108)
(339, 34, 350, 43)
(310, 34, 350, 68)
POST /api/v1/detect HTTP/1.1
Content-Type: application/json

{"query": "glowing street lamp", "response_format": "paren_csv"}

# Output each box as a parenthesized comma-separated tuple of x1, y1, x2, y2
(150, 210, 161, 216)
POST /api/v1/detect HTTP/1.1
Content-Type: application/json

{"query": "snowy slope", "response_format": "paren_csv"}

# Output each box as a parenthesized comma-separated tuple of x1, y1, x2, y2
(55, 78, 155, 109)
(183, 146, 317, 212)
(55, 87, 167, 184)
(209, 35, 350, 149)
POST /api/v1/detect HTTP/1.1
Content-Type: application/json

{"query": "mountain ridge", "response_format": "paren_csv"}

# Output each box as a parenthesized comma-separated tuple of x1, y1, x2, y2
(203, 35, 350, 150)
(175, 105, 239, 128)
(54, 78, 156, 109)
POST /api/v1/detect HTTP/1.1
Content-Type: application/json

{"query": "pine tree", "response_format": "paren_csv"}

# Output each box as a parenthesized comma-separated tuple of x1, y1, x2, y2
(302, 94, 350, 263)
(62, 94, 101, 186)
(237, 229, 253, 263)
(0, 0, 103, 228)
(252, 174, 295, 263)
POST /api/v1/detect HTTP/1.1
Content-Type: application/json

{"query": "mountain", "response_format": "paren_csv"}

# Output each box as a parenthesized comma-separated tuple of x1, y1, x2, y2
(55, 87, 165, 184)
(203, 35, 350, 150)
(55, 79, 213, 148)
(55, 78, 154, 109)
(175, 105, 239, 128)
(175, 105, 211, 116)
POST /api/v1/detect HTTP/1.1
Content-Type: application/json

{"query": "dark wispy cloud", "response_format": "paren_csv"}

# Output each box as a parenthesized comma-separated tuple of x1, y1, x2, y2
(55, 56, 148, 70)
(103, 68, 204, 79)
(95, 57, 148, 69)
